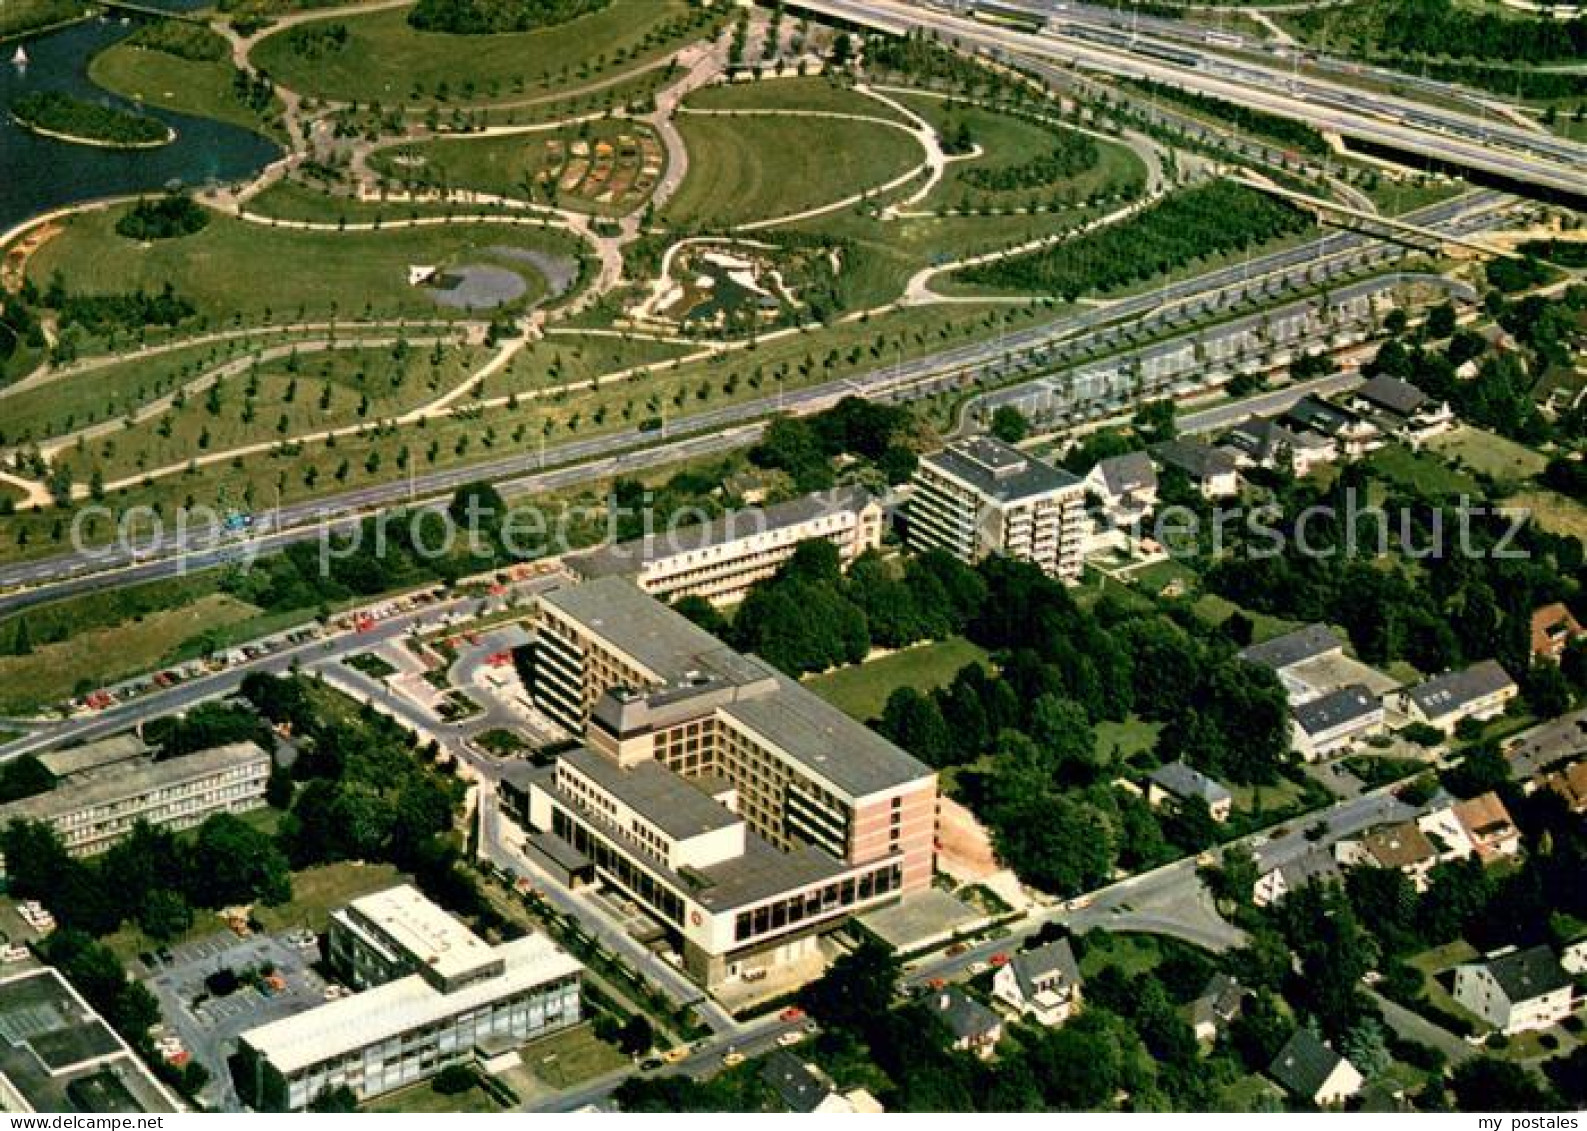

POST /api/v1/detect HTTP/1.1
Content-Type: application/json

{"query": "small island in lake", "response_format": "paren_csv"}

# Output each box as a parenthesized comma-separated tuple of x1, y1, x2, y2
(11, 90, 173, 149)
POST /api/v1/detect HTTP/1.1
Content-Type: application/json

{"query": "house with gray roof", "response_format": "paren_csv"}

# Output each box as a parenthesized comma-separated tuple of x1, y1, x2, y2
(1282, 394, 1382, 458)
(1351, 375, 1454, 446)
(926, 987, 1003, 1058)
(1222, 417, 1338, 477)
(1186, 973, 1246, 1042)
(1454, 946, 1576, 1034)
(1239, 624, 1344, 673)
(1253, 847, 1343, 908)
(1147, 761, 1234, 822)
(1394, 660, 1518, 733)
(760, 1051, 850, 1114)
(1291, 684, 1385, 760)
(1152, 440, 1240, 499)
(1268, 1029, 1363, 1107)
(992, 938, 1084, 1026)
(1083, 450, 1158, 527)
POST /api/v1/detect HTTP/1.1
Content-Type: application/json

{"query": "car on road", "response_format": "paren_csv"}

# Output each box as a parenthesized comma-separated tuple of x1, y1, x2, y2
(640, 1057, 663, 1071)
(661, 1048, 689, 1065)
(779, 1006, 805, 1023)
(967, 961, 989, 975)
(989, 953, 1010, 968)
(776, 1032, 805, 1048)
(721, 1050, 745, 1068)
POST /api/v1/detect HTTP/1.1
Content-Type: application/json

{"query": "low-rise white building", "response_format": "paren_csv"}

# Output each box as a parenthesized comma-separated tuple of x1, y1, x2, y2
(1291, 685, 1384, 760)
(1268, 1029, 1363, 1107)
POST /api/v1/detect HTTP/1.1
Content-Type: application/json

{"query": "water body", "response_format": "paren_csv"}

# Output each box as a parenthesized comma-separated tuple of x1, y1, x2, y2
(0, 2, 280, 233)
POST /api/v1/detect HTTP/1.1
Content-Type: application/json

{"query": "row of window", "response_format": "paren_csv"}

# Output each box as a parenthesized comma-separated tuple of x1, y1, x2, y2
(731, 862, 903, 944)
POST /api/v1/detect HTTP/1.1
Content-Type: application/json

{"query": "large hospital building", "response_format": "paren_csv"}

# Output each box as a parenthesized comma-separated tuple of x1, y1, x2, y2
(505, 577, 938, 989)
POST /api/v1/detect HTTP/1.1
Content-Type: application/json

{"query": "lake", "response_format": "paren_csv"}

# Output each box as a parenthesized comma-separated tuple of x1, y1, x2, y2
(0, 4, 280, 234)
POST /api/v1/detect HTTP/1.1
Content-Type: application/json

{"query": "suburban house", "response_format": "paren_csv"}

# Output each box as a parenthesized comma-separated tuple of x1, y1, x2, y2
(1291, 684, 1385, 760)
(1542, 759, 1587, 813)
(1084, 450, 1159, 528)
(925, 987, 1003, 1059)
(1395, 660, 1519, 733)
(992, 938, 1084, 1026)
(1268, 1029, 1364, 1107)
(1222, 417, 1338, 477)
(1336, 821, 1440, 891)
(1417, 791, 1522, 864)
(1186, 973, 1247, 1043)
(1152, 440, 1240, 500)
(1253, 847, 1342, 908)
(760, 1051, 858, 1114)
(1146, 761, 1234, 823)
(1530, 602, 1587, 664)
(1453, 946, 1576, 1034)
(1349, 374, 1454, 446)
(1239, 624, 1350, 706)
(1282, 394, 1383, 459)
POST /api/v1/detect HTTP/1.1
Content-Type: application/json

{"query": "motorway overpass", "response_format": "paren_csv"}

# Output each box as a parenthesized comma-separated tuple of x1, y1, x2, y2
(787, 0, 1587, 203)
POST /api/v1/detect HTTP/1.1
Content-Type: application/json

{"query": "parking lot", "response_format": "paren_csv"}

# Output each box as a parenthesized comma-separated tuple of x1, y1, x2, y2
(140, 929, 331, 1112)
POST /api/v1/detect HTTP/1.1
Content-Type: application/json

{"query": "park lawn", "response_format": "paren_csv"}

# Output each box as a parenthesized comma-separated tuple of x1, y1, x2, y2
(88, 38, 286, 142)
(9, 301, 1056, 531)
(1426, 426, 1547, 482)
(60, 342, 487, 481)
(1508, 489, 1587, 543)
(791, 207, 1083, 310)
(253, 862, 405, 935)
(888, 93, 1147, 213)
(251, 0, 700, 104)
(0, 593, 261, 713)
(0, 331, 339, 446)
(369, 121, 665, 217)
(805, 637, 990, 721)
(1359, 175, 1467, 218)
(1367, 442, 1483, 498)
(1094, 716, 1162, 766)
(498, 333, 697, 396)
(685, 76, 914, 122)
(365, 1079, 502, 1114)
(664, 113, 925, 228)
(28, 206, 583, 325)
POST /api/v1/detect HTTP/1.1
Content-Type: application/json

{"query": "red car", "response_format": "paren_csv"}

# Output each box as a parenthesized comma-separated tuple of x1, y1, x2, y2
(779, 1006, 805, 1023)
(989, 953, 1010, 968)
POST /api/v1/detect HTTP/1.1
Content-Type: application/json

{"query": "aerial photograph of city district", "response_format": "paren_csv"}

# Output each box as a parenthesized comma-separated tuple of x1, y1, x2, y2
(0, 0, 1584, 1118)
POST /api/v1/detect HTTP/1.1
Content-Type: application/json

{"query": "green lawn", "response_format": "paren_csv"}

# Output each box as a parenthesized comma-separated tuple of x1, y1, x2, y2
(0, 592, 262, 713)
(685, 76, 913, 122)
(664, 113, 924, 228)
(251, 0, 701, 105)
(510, 1023, 629, 1091)
(244, 180, 472, 224)
(1509, 488, 1587, 543)
(0, 332, 338, 446)
(1191, 593, 1303, 643)
(0, 0, 80, 38)
(370, 121, 665, 216)
(888, 93, 1147, 214)
(805, 636, 990, 721)
(1079, 932, 1162, 978)
(253, 862, 405, 934)
(88, 36, 285, 141)
(1229, 776, 1307, 816)
(1094, 716, 1162, 765)
(1426, 426, 1547, 483)
(1368, 442, 1483, 498)
(56, 342, 488, 482)
(29, 205, 583, 326)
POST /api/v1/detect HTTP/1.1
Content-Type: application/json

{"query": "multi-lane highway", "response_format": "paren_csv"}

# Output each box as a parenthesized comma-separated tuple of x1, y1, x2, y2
(791, 0, 1587, 200)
